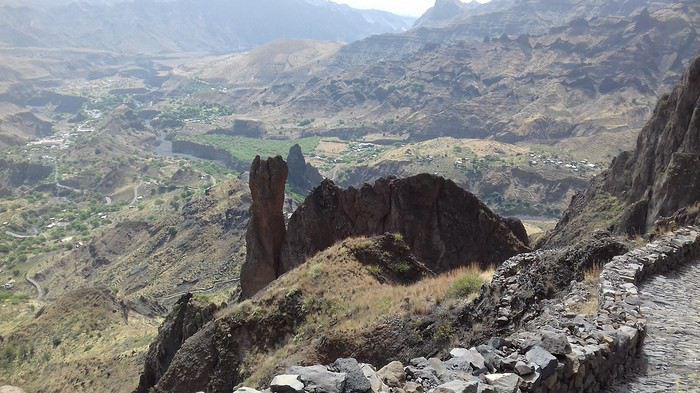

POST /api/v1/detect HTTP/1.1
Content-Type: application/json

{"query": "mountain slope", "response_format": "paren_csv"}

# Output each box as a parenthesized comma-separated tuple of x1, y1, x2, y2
(415, 0, 677, 34)
(0, 0, 413, 54)
(181, 1, 700, 142)
(544, 56, 700, 247)
(137, 235, 493, 393)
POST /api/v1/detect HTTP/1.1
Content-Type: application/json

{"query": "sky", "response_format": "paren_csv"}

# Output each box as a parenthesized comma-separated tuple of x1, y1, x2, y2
(333, 0, 490, 17)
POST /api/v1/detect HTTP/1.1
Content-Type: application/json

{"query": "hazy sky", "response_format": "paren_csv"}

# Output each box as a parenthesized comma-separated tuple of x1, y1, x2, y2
(333, 0, 489, 17)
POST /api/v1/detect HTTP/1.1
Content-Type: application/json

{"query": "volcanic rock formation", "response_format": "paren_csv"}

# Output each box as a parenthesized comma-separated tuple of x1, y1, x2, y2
(281, 175, 529, 274)
(240, 166, 530, 298)
(286, 144, 323, 194)
(135, 294, 218, 393)
(239, 155, 288, 298)
(545, 56, 700, 246)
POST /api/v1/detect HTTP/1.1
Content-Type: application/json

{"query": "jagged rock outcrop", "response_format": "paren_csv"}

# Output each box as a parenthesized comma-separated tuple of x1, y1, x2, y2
(135, 294, 217, 393)
(286, 144, 323, 194)
(239, 156, 288, 299)
(545, 56, 700, 246)
(281, 175, 530, 273)
(138, 235, 436, 393)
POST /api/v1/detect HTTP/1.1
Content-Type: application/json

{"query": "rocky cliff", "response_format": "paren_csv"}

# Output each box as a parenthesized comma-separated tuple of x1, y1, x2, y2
(240, 156, 529, 299)
(281, 175, 529, 275)
(545, 56, 700, 246)
(134, 294, 217, 393)
(135, 235, 441, 393)
(286, 143, 323, 195)
(239, 156, 288, 298)
(191, 1, 700, 143)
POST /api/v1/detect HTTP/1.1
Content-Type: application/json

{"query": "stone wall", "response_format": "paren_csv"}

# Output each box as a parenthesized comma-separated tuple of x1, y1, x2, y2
(506, 226, 700, 392)
(247, 227, 700, 393)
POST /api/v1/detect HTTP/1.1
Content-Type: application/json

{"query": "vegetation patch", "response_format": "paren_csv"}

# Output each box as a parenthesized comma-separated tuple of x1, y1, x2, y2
(175, 134, 321, 164)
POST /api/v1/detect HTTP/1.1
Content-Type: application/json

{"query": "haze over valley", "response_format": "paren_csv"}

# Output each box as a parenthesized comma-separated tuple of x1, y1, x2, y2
(1, 1, 700, 392)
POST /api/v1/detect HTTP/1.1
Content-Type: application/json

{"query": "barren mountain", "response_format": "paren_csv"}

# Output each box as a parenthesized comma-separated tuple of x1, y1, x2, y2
(544, 55, 700, 247)
(175, 0, 698, 143)
(0, 0, 413, 54)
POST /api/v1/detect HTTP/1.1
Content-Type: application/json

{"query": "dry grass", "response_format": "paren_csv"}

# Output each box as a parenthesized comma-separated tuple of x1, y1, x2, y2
(571, 263, 604, 316)
(288, 239, 494, 334)
(230, 237, 495, 386)
(584, 262, 603, 284)
(0, 288, 159, 393)
(340, 264, 494, 325)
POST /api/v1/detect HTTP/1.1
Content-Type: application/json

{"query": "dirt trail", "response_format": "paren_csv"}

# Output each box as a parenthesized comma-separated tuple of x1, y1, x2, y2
(130, 181, 143, 205)
(25, 273, 44, 300)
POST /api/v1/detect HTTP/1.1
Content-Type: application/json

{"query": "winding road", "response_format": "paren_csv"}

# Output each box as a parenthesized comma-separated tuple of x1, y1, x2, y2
(4, 231, 36, 239)
(25, 273, 44, 300)
(606, 261, 700, 392)
(130, 181, 143, 205)
(4, 227, 38, 239)
(158, 278, 240, 302)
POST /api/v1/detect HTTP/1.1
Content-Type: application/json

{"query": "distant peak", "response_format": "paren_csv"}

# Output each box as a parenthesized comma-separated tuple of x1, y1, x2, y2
(415, 0, 467, 28)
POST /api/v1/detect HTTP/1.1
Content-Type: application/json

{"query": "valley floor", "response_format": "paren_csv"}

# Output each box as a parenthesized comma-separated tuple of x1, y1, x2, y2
(606, 261, 700, 392)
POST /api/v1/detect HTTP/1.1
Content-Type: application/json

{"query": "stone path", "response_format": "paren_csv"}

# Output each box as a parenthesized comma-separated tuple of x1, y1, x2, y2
(607, 261, 700, 393)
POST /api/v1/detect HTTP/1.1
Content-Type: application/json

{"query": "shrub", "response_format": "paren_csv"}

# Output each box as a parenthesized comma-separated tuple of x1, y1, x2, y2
(447, 274, 487, 299)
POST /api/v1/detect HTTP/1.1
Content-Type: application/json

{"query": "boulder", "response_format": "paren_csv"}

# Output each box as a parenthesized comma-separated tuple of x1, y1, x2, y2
(483, 374, 520, 393)
(525, 346, 557, 379)
(434, 380, 479, 393)
(514, 361, 533, 376)
(449, 348, 471, 358)
(404, 381, 424, 393)
(405, 364, 440, 387)
(377, 361, 406, 388)
(234, 388, 262, 393)
(539, 330, 572, 355)
(360, 363, 389, 393)
(240, 155, 288, 298)
(270, 375, 304, 393)
(331, 358, 372, 393)
(449, 347, 486, 373)
(288, 365, 346, 393)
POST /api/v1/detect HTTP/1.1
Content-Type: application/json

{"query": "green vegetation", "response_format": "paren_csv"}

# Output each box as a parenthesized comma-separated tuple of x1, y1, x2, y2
(0, 290, 29, 305)
(446, 273, 488, 299)
(157, 102, 233, 125)
(297, 118, 315, 127)
(177, 134, 321, 164)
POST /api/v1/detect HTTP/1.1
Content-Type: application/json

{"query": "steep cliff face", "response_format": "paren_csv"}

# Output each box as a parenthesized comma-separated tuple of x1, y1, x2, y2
(545, 56, 700, 246)
(239, 156, 288, 298)
(281, 175, 529, 274)
(134, 294, 217, 393)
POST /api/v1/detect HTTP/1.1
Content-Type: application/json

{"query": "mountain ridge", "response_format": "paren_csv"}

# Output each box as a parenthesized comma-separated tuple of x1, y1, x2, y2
(0, 0, 414, 54)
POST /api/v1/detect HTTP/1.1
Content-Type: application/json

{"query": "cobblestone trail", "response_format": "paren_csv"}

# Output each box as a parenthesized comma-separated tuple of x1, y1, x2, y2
(607, 261, 700, 393)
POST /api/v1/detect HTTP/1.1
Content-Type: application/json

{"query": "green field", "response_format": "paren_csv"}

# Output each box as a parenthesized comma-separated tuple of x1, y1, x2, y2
(178, 134, 321, 163)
